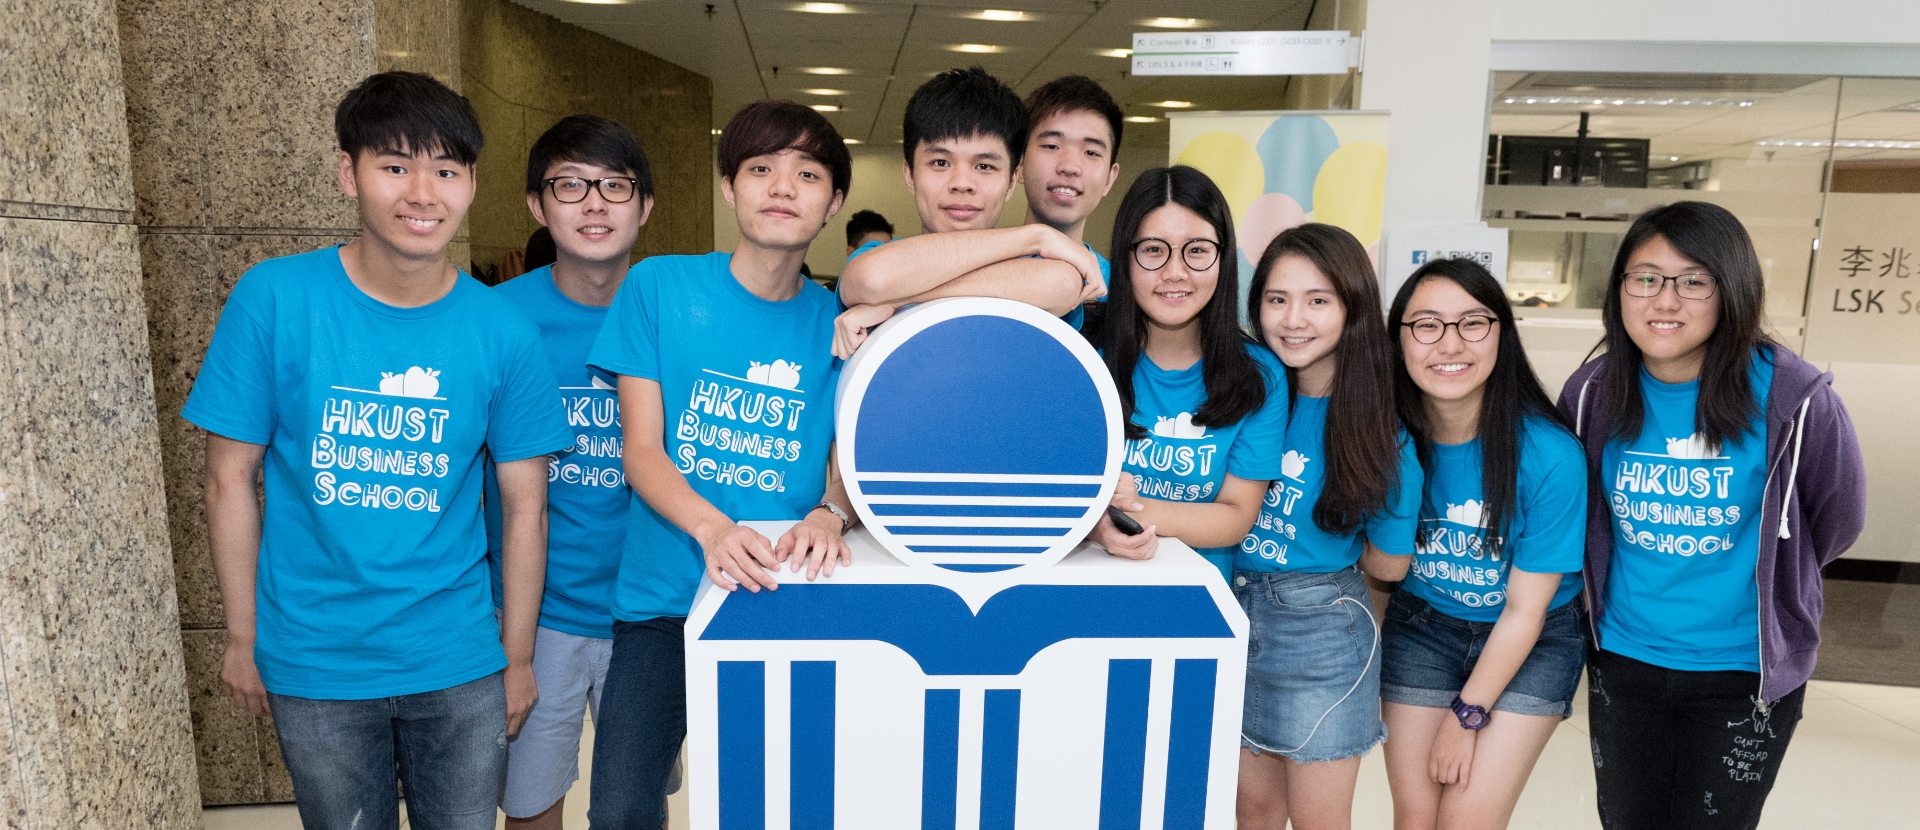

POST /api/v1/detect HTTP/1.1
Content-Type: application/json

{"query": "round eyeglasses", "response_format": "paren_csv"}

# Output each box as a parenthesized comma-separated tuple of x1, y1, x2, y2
(1622, 271, 1717, 300)
(1400, 314, 1497, 344)
(543, 176, 641, 204)
(1132, 237, 1220, 272)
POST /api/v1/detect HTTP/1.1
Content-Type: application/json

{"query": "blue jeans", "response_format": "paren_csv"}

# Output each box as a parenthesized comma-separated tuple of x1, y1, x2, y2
(269, 671, 508, 830)
(589, 617, 687, 829)
(1234, 566, 1386, 762)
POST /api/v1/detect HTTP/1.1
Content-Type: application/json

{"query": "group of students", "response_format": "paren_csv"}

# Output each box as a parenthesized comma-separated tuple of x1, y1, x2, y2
(184, 64, 1867, 830)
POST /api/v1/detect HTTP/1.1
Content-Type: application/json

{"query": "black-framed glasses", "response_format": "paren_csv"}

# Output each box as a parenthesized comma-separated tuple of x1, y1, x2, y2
(543, 176, 641, 204)
(1400, 314, 1498, 344)
(1622, 271, 1717, 300)
(1132, 237, 1220, 272)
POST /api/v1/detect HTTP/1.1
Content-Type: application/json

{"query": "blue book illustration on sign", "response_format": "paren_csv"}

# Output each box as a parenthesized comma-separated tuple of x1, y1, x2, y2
(687, 298, 1249, 830)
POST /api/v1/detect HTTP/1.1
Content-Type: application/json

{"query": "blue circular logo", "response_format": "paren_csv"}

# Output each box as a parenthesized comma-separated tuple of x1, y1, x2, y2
(837, 298, 1123, 573)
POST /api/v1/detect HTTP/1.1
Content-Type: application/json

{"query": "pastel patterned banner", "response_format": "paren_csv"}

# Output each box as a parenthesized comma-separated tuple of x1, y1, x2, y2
(1168, 111, 1391, 324)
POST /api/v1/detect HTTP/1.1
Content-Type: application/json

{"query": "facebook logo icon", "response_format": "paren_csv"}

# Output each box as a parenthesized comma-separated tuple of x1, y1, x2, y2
(685, 299, 1250, 829)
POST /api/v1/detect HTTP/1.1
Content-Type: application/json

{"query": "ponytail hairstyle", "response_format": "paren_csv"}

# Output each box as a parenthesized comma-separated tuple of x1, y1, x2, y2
(1598, 201, 1772, 451)
(1103, 166, 1268, 439)
(1248, 223, 1397, 535)
(1388, 258, 1573, 556)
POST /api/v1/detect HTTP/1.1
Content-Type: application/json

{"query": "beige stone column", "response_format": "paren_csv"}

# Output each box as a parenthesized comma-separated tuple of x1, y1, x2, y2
(0, 1, 202, 828)
(117, 0, 383, 805)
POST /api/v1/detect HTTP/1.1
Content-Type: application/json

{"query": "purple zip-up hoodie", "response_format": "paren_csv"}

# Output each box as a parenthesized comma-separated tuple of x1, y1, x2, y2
(1557, 341, 1867, 707)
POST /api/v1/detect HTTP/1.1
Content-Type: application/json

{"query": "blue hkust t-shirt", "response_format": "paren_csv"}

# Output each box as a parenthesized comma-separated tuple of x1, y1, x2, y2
(588, 252, 841, 622)
(181, 246, 574, 700)
(1120, 343, 1290, 578)
(1404, 417, 1587, 623)
(1237, 394, 1424, 574)
(1599, 351, 1775, 672)
(484, 266, 625, 639)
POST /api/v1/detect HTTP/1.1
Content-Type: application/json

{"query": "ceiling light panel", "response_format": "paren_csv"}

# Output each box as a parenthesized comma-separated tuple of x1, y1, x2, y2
(1141, 17, 1205, 28)
(801, 88, 847, 95)
(964, 9, 1031, 22)
(946, 43, 1006, 54)
(796, 67, 852, 75)
(792, 2, 854, 12)
(1094, 48, 1132, 58)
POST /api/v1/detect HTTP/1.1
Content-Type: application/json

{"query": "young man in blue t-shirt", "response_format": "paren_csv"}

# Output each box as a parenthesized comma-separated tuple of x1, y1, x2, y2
(831, 67, 1107, 358)
(483, 115, 654, 830)
(184, 72, 575, 830)
(584, 100, 861, 829)
(1020, 75, 1125, 334)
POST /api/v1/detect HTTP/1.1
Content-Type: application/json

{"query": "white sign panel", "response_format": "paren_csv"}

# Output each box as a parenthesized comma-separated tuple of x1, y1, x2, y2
(1379, 224, 1511, 307)
(684, 298, 1250, 830)
(1131, 31, 1358, 77)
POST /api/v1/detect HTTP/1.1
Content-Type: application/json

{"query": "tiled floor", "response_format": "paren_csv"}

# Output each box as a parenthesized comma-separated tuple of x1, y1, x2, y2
(203, 678, 1920, 829)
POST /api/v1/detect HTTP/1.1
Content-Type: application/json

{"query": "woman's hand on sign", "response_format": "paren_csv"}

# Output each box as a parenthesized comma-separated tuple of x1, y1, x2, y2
(1092, 472, 1158, 560)
(834, 303, 898, 358)
(700, 523, 782, 592)
(777, 510, 853, 580)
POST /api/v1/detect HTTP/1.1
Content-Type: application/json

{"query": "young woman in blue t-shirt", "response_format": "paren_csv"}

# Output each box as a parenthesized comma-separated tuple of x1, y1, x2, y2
(1560, 202, 1866, 830)
(1235, 223, 1423, 830)
(1090, 165, 1289, 577)
(1380, 258, 1588, 829)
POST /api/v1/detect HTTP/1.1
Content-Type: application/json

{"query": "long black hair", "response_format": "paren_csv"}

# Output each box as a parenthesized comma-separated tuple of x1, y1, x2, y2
(1598, 201, 1772, 450)
(1389, 258, 1572, 556)
(1248, 223, 1397, 535)
(1104, 166, 1267, 439)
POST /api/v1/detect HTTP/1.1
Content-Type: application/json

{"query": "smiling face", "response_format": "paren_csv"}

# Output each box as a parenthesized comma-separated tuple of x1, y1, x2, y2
(1022, 109, 1119, 236)
(724, 147, 845, 252)
(905, 132, 1018, 233)
(1258, 253, 1346, 395)
(1129, 204, 1220, 332)
(527, 160, 651, 266)
(339, 146, 476, 263)
(1400, 277, 1499, 411)
(1620, 233, 1720, 380)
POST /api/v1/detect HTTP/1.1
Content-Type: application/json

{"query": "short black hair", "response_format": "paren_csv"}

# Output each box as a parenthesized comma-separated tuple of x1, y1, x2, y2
(1025, 75, 1125, 161)
(335, 71, 483, 166)
(717, 100, 853, 197)
(903, 67, 1028, 169)
(845, 210, 894, 247)
(525, 115, 653, 197)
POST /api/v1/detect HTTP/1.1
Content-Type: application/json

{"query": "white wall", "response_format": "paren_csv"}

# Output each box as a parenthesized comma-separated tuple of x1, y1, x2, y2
(1361, 0, 1920, 563)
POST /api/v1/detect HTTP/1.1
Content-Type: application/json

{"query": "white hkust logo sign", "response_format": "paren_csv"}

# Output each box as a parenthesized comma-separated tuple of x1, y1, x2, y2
(685, 298, 1250, 830)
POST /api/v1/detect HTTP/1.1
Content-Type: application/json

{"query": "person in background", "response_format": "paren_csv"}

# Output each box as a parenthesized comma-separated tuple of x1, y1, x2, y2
(1093, 166, 1290, 581)
(831, 66, 1104, 358)
(186, 71, 574, 830)
(844, 208, 894, 255)
(1380, 258, 1587, 830)
(1560, 201, 1866, 830)
(1236, 223, 1424, 830)
(584, 100, 859, 829)
(483, 114, 654, 830)
(1021, 74, 1125, 334)
(525, 226, 558, 273)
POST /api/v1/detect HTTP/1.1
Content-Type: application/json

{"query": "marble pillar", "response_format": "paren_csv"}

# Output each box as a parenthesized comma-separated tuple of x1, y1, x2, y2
(0, 0, 202, 828)
(117, 0, 378, 805)
(461, 0, 713, 274)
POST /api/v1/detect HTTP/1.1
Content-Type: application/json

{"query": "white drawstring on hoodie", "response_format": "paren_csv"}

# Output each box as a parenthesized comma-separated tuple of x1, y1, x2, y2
(1777, 398, 1810, 540)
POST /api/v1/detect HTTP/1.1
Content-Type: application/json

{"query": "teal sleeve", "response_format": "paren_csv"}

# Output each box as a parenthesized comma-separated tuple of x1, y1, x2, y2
(487, 329, 574, 463)
(181, 270, 276, 445)
(1365, 439, 1426, 556)
(587, 261, 661, 382)
(1511, 428, 1588, 575)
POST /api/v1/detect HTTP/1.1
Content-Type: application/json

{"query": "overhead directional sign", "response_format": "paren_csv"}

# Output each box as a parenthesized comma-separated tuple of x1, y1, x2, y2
(1132, 31, 1360, 76)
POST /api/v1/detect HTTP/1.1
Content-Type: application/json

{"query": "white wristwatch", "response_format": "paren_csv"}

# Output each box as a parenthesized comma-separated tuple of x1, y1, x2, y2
(812, 501, 851, 533)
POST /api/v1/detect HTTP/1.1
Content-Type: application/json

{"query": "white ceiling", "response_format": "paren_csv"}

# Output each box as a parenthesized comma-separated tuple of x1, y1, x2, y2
(508, 0, 1318, 147)
(1490, 72, 1920, 166)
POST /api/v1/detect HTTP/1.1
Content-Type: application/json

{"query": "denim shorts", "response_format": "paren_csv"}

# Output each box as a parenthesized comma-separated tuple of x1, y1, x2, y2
(1380, 590, 1587, 718)
(1234, 566, 1386, 763)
